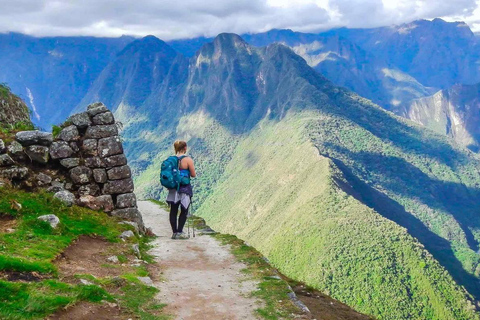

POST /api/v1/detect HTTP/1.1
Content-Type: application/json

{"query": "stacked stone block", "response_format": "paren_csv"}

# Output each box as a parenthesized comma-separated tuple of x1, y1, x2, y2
(0, 102, 144, 231)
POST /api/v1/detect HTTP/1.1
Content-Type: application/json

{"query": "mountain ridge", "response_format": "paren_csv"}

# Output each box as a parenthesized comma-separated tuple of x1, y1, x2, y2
(76, 32, 480, 319)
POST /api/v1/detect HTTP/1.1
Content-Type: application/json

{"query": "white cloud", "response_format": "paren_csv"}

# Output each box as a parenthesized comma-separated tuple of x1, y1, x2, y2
(0, 0, 478, 39)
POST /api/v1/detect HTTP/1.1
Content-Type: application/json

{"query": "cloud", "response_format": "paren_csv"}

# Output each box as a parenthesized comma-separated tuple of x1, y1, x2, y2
(0, 0, 478, 40)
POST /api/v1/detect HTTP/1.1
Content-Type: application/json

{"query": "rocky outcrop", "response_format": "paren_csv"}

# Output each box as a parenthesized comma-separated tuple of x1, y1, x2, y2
(0, 84, 32, 127)
(395, 83, 480, 152)
(0, 102, 144, 231)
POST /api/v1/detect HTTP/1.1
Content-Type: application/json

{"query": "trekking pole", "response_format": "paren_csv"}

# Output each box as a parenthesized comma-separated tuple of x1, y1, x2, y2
(187, 210, 191, 238)
(188, 201, 195, 238)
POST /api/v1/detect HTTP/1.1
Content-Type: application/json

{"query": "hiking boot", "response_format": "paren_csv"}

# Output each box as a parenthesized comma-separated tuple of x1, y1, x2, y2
(171, 233, 177, 239)
(176, 232, 189, 240)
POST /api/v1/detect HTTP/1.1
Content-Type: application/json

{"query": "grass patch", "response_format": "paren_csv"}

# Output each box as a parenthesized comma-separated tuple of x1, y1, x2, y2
(0, 188, 125, 275)
(213, 233, 300, 320)
(0, 83, 11, 100)
(0, 188, 169, 319)
(0, 280, 111, 320)
(51, 125, 62, 138)
(118, 279, 169, 320)
(0, 121, 36, 143)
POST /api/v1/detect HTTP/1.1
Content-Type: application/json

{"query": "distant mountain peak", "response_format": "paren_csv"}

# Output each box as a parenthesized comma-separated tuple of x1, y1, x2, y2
(395, 18, 474, 38)
(213, 33, 248, 48)
(119, 34, 177, 57)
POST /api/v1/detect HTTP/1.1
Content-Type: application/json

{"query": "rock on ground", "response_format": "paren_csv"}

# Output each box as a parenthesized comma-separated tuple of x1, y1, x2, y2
(15, 131, 53, 146)
(120, 230, 135, 239)
(38, 214, 60, 228)
(54, 190, 75, 206)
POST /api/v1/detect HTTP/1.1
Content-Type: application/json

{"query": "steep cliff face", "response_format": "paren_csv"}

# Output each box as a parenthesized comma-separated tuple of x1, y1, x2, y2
(0, 84, 31, 127)
(395, 83, 480, 151)
(172, 29, 432, 109)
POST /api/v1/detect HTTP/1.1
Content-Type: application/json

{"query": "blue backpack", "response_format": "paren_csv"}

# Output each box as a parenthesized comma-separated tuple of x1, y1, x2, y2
(160, 155, 190, 189)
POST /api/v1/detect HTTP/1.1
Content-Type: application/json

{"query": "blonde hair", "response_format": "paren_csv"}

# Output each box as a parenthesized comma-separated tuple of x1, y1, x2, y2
(174, 140, 187, 154)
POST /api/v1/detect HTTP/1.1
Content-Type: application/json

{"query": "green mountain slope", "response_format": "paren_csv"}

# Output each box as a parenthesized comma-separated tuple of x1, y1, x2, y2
(76, 33, 480, 319)
(196, 112, 478, 319)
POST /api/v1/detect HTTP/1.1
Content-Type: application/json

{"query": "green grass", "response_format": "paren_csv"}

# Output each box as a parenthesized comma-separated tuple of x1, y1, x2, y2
(51, 125, 62, 138)
(0, 121, 36, 143)
(0, 280, 111, 320)
(0, 83, 11, 100)
(0, 188, 167, 320)
(213, 233, 301, 319)
(0, 189, 124, 274)
(117, 279, 169, 320)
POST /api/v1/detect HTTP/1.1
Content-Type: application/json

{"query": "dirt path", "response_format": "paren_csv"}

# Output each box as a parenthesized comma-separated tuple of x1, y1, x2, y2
(138, 201, 263, 320)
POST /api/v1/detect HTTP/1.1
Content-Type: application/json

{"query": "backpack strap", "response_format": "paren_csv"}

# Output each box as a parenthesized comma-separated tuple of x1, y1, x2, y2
(177, 155, 188, 167)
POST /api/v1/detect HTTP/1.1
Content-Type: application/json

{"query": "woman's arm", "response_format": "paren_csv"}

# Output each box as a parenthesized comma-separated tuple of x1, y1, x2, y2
(187, 157, 196, 178)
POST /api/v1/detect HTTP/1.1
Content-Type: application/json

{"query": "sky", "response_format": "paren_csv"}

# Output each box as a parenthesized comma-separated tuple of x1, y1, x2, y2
(0, 0, 479, 40)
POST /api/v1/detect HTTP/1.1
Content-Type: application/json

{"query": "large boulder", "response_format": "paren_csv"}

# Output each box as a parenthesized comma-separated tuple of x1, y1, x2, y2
(0, 154, 15, 166)
(0, 166, 28, 180)
(25, 145, 49, 164)
(116, 193, 137, 208)
(107, 165, 131, 180)
(16, 131, 53, 146)
(57, 125, 79, 142)
(92, 111, 114, 125)
(103, 178, 134, 194)
(49, 141, 74, 159)
(84, 125, 118, 139)
(70, 112, 92, 128)
(69, 166, 92, 185)
(54, 190, 75, 206)
(87, 102, 109, 117)
(111, 208, 144, 229)
(104, 154, 127, 167)
(59, 158, 80, 169)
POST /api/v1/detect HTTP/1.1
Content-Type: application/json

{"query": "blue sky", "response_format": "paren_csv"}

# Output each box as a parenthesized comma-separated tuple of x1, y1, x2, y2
(0, 0, 478, 39)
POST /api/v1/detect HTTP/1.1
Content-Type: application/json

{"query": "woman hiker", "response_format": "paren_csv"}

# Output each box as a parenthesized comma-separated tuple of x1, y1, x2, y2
(166, 140, 196, 239)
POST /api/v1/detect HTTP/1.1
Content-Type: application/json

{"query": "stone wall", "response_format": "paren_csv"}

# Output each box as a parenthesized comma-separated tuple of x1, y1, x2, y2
(0, 102, 144, 230)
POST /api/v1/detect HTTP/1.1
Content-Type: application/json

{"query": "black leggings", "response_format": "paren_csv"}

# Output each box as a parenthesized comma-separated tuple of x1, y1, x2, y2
(169, 202, 188, 233)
